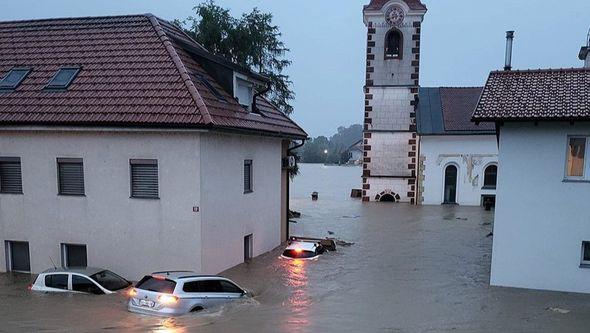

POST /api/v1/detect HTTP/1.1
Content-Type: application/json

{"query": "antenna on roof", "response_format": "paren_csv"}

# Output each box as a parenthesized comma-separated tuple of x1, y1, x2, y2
(49, 256, 57, 269)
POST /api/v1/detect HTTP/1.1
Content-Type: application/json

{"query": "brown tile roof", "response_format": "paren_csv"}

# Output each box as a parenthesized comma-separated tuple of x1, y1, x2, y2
(0, 14, 307, 139)
(417, 87, 494, 135)
(364, 0, 427, 11)
(472, 68, 590, 122)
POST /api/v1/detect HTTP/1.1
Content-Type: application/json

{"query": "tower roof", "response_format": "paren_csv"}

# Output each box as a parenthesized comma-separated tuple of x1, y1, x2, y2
(364, 0, 427, 11)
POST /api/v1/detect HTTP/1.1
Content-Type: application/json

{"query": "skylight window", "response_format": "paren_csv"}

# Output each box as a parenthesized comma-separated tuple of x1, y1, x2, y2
(45, 67, 80, 90)
(194, 73, 226, 102)
(0, 68, 31, 90)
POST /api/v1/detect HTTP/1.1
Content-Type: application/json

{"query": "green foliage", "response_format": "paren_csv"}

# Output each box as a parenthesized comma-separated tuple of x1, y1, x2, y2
(177, 1, 294, 115)
(298, 124, 363, 164)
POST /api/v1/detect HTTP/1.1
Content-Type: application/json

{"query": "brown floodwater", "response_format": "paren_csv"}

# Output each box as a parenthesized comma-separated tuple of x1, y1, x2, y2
(1, 164, 590, 332)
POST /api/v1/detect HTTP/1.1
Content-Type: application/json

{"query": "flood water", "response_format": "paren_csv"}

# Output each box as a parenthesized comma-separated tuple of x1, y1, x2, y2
(2, 163, 590, 332)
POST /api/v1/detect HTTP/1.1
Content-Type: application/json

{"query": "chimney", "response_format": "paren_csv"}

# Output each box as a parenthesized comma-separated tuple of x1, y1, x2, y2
(504, 31, 514, 71)
(579, 29, 590, 68)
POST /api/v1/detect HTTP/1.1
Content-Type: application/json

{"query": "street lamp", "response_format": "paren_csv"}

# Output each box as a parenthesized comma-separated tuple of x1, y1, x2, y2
(323, 149, 328, 164)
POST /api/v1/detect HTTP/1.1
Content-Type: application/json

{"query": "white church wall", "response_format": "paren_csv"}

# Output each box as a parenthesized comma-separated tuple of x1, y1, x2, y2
(420, 135, 498, 206)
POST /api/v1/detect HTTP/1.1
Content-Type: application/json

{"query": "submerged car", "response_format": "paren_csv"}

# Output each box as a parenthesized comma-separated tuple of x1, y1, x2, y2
(127, 271, 248, 316)
(30, 267, 131, 294)
(281, 241, 325, 260)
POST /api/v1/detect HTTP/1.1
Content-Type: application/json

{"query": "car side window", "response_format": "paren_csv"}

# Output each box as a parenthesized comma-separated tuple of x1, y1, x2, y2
(182, 280, 227, 293)
(220, 280, 243, 294)
(45, 274, 68, 290)
(72, 275, 104, 295)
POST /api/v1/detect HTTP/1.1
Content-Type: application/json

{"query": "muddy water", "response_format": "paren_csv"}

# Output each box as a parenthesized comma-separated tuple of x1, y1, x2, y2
(2, 164, 590, 332)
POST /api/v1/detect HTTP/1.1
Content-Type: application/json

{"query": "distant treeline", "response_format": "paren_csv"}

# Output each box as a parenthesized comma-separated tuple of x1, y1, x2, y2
(296, 124, 362, 164)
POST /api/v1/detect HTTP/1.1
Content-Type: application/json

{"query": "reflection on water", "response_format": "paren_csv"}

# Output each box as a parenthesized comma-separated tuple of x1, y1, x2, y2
(2, 164, 585, 332)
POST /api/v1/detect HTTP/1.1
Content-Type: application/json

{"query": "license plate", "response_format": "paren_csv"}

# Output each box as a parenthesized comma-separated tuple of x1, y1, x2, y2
(139, 299, 155, 308)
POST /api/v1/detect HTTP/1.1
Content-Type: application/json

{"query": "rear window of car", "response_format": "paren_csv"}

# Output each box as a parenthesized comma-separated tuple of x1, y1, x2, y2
(45, 274, 68, 290)
(183, 280, 243, 293)
(135, 275, 176, 294)
(90, 270, 130, 291)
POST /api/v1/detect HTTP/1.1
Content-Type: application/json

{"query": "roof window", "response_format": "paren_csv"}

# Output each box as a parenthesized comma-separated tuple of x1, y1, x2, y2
(45, 67, 80, 90)
(0, 67, 31, 90)
(194, 73, 226, 102)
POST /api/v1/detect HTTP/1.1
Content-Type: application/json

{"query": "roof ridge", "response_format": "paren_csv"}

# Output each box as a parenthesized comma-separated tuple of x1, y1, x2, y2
(490, 67, 590, 74)
(146, 15, 213, 125)
(0, 13, 152, 26)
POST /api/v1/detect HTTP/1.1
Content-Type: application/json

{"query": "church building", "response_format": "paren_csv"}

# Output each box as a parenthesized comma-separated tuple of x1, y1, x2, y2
(362, 0, 498, 205)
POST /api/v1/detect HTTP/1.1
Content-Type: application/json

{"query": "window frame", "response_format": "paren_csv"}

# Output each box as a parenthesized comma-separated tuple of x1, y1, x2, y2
(61, 243, 88, 268)
(129, 159, 159, 199)
(44, 66, 81, 90)
(0, 157, 23, 194)
(0, 67, 31, 91)
(564, 135, 589, 181)
(581, 241, 590, 268)
(44, 273, 69, 290)
(57, 157, 85, 196)
(384, 28, 403, 60)
(482, 164, 498, 190)
(244, 159, 253, 194)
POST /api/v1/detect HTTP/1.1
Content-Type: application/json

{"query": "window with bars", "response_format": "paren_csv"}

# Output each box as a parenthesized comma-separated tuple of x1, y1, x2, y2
(244, 160, 253, 193)
(57, 158, 85, 196)
(0, 157, 23, 194)
(130, 159, 159, 199)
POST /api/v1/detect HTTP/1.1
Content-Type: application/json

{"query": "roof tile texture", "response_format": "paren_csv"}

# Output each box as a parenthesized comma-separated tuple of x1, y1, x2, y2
(473, 68, 590, 121)
(0, 14, 306, 138)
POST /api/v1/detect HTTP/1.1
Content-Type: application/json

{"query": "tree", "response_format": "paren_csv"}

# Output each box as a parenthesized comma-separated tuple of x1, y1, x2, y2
(177, 1, 294, 115)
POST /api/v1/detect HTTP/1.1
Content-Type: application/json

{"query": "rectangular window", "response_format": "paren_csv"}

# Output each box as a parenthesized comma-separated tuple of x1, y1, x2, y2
(566, 137, 586, 178)
(0, 157, 23, 194)
(244, 234, 253, 262)
(235, 77, 254, 110)
(57, 158, 85, 196)
(581, 242, 590, 267)
(0, 67, 30, 90)
(244, 160, 253, 193)
(45, 274, 68, 290)
(130, 159, 159, 199)
(5, 241, 30, 272)
(61, 243, 87, 268)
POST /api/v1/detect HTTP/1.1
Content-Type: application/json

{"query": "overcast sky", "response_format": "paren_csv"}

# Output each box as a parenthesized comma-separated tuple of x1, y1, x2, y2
(2, 0, 589, 137)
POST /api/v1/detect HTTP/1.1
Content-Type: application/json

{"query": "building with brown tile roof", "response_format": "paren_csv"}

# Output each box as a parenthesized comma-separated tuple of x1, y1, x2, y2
(0, 14, 305, 278)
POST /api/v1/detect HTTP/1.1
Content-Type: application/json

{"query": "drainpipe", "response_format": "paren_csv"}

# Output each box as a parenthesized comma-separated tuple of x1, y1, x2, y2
(252, 82, 271, 114)
(286, 139, 306, 240)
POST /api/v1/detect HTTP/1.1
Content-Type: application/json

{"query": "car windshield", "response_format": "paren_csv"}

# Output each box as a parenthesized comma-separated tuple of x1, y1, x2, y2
(282, 249, 317, 259)
(89, 270, 131, 291)
(135, 276, 176, 294)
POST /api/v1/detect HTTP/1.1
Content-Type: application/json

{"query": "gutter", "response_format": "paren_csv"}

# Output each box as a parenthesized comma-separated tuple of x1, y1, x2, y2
(252, 82, 272, 115)
(285, 138, 306, 240)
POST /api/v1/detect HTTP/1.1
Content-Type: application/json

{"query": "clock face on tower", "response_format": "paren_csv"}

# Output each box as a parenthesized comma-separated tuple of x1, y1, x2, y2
(385, 6, 405, 27)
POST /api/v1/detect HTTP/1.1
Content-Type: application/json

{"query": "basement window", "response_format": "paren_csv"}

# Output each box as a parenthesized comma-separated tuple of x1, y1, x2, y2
(0, 68, 30, 90)
(45, 67, 80, 90)
(581, 242, 590, 268)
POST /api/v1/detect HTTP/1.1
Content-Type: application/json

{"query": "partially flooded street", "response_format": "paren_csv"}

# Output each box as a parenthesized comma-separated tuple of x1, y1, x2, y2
(2, 164, 590, 332)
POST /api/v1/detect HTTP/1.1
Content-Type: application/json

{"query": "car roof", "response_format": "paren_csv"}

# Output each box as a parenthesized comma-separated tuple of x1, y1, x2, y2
(285, 241, 317, 252)
(149, 271, 231, 281)
(41, 267, 105, 276)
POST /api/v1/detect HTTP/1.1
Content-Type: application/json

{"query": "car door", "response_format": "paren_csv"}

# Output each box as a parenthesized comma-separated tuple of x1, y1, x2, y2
(183, 279, 235, 309)
(43, 273, 70, 293)
(71, 274, 105, 295)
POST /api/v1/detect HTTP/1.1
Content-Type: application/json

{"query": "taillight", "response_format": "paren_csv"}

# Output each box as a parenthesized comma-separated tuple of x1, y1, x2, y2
(158, 294, 178, 305)
(27, 284, 33, 291)
(128, 288, 138, 297)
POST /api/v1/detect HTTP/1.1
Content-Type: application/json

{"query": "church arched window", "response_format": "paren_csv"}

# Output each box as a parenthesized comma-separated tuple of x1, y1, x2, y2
(483, 164, 498, 189)
(385, 29, 403, 59)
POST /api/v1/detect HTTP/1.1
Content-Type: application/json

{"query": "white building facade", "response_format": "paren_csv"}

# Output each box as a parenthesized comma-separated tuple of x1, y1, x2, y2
(0, 15, 306, 279)
(473, 54, 590, 292)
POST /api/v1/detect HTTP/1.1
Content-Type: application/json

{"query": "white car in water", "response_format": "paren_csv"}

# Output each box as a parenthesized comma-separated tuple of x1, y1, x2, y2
(30, 267, 131, 294)
(127, 271, 248, 316)
(281, 241, 325, 260)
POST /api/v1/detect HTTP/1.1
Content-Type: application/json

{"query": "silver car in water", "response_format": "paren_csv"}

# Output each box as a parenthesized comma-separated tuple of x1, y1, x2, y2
(127, 271, 248, 316)
(30, 267, 131, 294)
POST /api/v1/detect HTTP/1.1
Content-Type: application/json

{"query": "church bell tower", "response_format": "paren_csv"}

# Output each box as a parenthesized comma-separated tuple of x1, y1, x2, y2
(361, 0, 427, 203)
